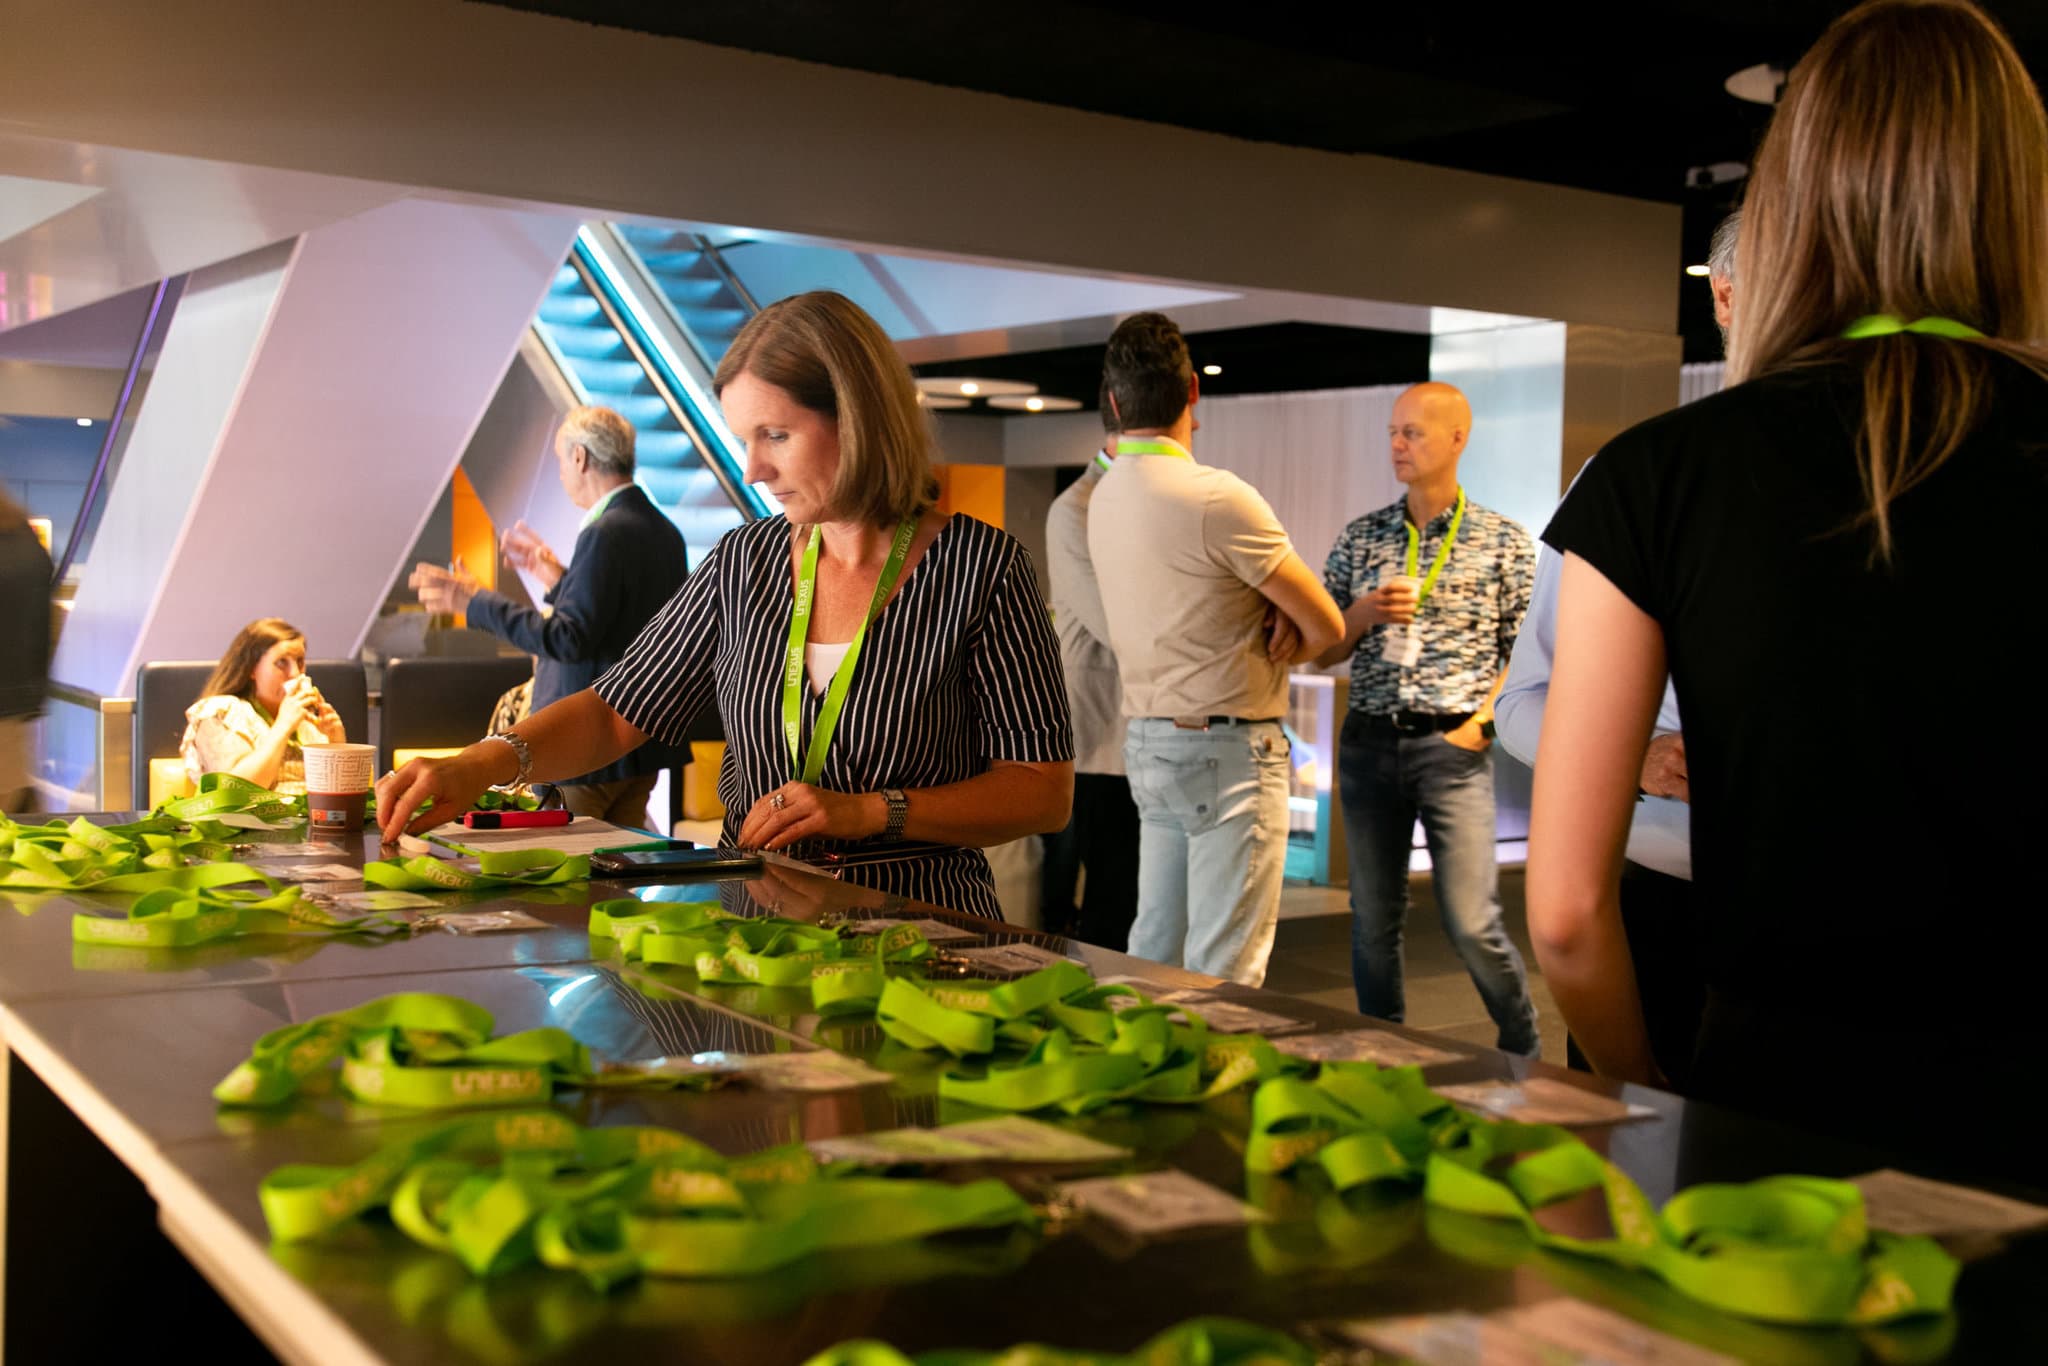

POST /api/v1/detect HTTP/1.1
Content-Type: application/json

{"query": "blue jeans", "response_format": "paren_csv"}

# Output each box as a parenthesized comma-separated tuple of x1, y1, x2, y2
(1123, 718, 1290, 985)
(1338, 714, 1539, 1055)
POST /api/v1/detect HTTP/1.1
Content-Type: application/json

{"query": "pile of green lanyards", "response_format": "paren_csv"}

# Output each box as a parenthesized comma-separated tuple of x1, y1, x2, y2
(818, 960, 1289, 1115)
(0, 806, 401, 947)
(2, 810, 241, 892)
(362, 845, 589, 892)
(1242, 1061, 1959, 1327)
(156, 772, 306, 831)
(591, 898, 934, 984)
(593, 900, 1291, 1114)
(212, 991, 713, 1108)
(802, 1318, 1312, 1366)
(259, 1109, 1035, 1291)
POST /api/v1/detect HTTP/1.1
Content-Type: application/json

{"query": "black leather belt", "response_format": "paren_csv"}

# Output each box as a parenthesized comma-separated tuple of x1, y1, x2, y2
(1355, 710, 1473, 734)
(1167, 715, 1282, 730)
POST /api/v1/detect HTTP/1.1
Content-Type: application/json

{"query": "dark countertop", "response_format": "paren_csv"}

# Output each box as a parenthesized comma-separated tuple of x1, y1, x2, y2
(1, 820, 2041, 1364)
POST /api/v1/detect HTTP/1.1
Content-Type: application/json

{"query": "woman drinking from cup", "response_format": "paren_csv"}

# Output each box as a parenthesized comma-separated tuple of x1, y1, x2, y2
(181, 618, 347, 792)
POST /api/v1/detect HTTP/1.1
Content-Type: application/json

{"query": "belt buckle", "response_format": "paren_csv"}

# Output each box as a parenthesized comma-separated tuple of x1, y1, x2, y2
(1387, 711, 1419, 734)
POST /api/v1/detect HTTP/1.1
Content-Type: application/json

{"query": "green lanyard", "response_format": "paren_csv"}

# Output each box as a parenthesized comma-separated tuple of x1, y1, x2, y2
(1243, 1062, 1958, 1327)
(213, 991, 725, 1109)
(1402, 487, 1466, 606)
(1841, 314, 1985, 340)
(1093, 449, 1113, 472)
(1115, 437, 1191, 459)
(257, 1106, 1034, 1291)
(363, 847, 587, 891)
(783, 517, 918, 785)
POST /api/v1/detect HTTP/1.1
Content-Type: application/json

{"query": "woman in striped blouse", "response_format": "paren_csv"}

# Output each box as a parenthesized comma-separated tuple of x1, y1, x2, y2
(378, 291, 1074, 918)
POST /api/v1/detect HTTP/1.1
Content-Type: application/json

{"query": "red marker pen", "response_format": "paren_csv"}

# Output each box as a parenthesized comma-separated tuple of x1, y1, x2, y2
(463, 809, 572, 829)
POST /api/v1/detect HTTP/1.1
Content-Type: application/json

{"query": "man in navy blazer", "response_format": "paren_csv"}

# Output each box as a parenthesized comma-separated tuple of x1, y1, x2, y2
(411, 406, 687, 827)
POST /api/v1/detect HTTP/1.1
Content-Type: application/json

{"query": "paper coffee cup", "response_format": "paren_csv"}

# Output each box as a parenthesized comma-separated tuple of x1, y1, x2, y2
(303, 742, 376, 832)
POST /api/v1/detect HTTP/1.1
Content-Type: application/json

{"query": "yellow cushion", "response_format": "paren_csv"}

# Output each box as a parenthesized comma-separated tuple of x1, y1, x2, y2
(394, 747, 464, 769)
(149, 759, 195, 808)
(684, 741, 726, 821)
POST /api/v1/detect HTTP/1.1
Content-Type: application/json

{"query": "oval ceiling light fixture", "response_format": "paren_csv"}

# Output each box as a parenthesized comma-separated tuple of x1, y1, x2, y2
(1202, 365, 1222, 376)
(914, 376, 1038, 399)
(1725, 63, 1785, 105)
(918, 394, 971, 410)
(1685, 264, 1712, 278)
(987, 394, 1082, 413)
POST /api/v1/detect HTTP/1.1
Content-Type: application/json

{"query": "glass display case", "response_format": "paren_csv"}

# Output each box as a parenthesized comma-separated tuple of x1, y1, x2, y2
(1283, 671, 1347, 886)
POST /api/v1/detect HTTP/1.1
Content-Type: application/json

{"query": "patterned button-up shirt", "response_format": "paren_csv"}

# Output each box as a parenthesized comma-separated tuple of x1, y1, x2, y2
(1322, 493, 1534, 715)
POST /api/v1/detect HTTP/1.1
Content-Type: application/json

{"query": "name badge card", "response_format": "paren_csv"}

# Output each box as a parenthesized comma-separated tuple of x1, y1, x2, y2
(256, 861, 362, 883)
(809, 1115, 1129, 1167)
(840, 916, 982, 944)
(954, 941, 1074, 975)
(1055, 1168, 1267, 1238)
(1169, 997, 1311, 1037)
(1276, 1028, 1464, 1068)
(716, 1050, 891, 1093)
(1331, 1300, 1736, 1365)
(1381, 623, 1423, 669)
(1851, 1168, 2048, 1241)
(1435, 1076, 1658, 1127)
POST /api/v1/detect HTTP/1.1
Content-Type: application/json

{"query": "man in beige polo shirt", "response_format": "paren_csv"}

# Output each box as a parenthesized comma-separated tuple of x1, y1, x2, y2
(1088, 313, 1343, 984)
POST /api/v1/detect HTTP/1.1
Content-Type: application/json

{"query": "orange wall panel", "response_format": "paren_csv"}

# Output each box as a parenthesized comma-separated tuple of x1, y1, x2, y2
(932, 463, 1004, 528)
(449, 466, 495, 627)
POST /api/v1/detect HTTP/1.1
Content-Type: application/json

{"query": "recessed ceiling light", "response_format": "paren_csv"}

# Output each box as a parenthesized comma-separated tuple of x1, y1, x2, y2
(1685, 264, 1711, 278)
(987, 394, 1082, 413)
(913, 376, 1038, 399)
(76, 417, 93, 427)
(1202, 365, 1222, 376)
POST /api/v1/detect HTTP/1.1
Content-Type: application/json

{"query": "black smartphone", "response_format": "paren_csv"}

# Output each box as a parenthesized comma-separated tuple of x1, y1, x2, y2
(589, 846, 763, 878)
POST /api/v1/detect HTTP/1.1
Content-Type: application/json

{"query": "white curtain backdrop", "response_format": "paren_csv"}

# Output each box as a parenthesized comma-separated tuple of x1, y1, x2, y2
(1679, 361, 1725, 406)
(1189, 384, 1409, 573)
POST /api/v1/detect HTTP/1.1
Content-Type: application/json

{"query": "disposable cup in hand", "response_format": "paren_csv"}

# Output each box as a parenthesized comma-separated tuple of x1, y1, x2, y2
(303, 742, 376, 832)
(1385, 574, 1422, 618)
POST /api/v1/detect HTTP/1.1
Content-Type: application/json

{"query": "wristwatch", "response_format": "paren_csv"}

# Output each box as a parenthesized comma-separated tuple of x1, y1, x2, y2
(487, 731, 534, 786)
(882, 787, 908, 841)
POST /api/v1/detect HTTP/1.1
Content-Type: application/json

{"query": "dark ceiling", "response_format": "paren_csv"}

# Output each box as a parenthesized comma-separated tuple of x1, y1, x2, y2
(916, 322, 1431, 415)
(483, 0, 2048, 368)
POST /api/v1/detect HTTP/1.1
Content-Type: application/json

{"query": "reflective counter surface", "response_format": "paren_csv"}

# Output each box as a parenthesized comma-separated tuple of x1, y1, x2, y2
(1, 820, 2042, 1364)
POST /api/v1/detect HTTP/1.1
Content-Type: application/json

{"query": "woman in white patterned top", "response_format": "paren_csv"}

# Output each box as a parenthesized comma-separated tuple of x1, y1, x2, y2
(180, 618, 347, 792)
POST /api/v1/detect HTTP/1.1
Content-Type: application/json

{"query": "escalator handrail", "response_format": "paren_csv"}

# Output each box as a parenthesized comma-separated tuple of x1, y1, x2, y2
(690, 232, 762, 318)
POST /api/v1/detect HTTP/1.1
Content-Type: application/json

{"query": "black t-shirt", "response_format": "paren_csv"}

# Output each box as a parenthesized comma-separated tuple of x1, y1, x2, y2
(1545, 354, 2048, 1022)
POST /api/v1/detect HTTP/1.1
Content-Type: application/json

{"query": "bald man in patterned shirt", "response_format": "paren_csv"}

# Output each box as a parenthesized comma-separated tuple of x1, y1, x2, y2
(1317, 382, 1539, 1055)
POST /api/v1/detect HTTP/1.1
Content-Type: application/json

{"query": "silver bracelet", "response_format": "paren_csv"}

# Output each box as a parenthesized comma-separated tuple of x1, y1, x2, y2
(486, 731, 533, 786)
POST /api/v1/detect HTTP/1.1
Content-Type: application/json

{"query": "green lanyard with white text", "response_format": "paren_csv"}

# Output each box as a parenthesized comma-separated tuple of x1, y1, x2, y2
(783, 517, 918, 785)
(1402, 487, 1466, 607)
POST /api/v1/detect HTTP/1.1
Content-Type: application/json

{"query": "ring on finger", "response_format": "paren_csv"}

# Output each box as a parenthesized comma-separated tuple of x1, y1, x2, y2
(770, 791, 787, 811)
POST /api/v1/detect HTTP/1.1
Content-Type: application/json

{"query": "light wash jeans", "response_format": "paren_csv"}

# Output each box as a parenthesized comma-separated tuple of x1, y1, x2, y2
(1338, 714, 1539, 1056)
(1123, 718, 1291, 985)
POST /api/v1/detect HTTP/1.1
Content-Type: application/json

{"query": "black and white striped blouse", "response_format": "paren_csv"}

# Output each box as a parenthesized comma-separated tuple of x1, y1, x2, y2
(596, 514, 1073, 919)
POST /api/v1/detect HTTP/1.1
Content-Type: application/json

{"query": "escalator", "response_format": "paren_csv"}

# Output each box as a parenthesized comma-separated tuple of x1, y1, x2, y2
(524, 225, 768, 566)
(612, 224, 758, 369)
